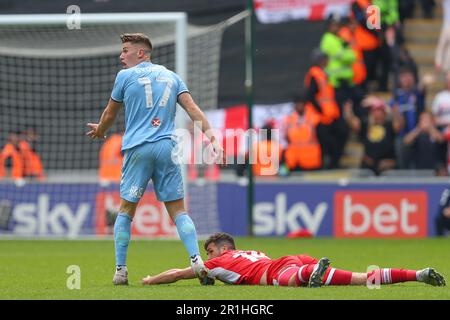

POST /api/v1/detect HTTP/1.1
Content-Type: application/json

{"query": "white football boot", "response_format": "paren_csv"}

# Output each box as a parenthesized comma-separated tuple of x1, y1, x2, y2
(418, 268, 446, 286)
(190, 255, 215, 286)
(113, 266, 129, 285)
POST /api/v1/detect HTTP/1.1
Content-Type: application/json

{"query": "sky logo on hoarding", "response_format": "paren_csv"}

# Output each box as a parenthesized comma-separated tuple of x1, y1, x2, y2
(254, 193, 328, 236)
(12, 194, 90, 237)
(334, 191, 427, 238)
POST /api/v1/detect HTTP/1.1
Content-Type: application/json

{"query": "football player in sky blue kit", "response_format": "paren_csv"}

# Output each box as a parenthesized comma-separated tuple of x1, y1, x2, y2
(86, 33, 223, 285)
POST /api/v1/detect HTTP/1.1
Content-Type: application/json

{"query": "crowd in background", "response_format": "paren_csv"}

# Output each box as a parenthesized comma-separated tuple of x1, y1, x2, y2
(242, 0, 450, 178)
(0, 128, 44, 181)
(2, 0, 450, 181)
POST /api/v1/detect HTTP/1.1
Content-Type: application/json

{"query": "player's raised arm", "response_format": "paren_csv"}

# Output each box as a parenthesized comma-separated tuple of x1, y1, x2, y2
(141, 267, 196, 285)
(86, 98, 122, 139)
(177, 92, 224, 162)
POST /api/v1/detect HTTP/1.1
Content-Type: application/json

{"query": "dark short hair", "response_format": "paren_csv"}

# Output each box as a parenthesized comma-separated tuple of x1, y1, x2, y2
(293, 89, 308, 104)
(204, 232, 236, 251)
(398, 65, 414, 75)
(120, 33, 153, 52)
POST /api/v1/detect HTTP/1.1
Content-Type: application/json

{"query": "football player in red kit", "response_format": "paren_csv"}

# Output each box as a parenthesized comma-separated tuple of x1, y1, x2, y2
(142, 232, 446, 288)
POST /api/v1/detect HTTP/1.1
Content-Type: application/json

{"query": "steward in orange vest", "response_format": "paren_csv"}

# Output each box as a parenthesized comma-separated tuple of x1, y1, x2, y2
(0, 133, 24, 180)
(251, 124, 282, 176)
(282, 95, 322, 171)
(338, 21, 368, 86)
(304, 51, 340, 125)
(18, 139, 44, 180)
(350, 0, 382, 84)
(99, 133, 123, 182)
(351, 0, 380, 50)
(19, 128, 45, 180)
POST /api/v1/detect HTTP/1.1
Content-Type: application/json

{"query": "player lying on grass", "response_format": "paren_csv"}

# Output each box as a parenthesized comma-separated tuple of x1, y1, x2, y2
(142, 232, 446, 288)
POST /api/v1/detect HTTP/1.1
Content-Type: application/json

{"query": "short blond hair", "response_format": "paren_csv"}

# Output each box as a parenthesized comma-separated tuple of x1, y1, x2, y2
(120, 33, 152, 52)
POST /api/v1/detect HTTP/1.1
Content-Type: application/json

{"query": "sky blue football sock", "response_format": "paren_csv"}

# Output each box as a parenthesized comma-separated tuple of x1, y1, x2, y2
(114, 213, 132, 267)
(174, 213, 200, 258)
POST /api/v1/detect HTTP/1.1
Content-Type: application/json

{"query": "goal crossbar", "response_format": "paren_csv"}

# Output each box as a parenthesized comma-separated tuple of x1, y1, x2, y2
(0, 12, 187, 25)
(0, 12, 187, 81)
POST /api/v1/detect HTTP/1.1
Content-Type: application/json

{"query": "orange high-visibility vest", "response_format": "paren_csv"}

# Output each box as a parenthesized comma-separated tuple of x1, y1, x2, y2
(19, 140, 44, 180)
(351, 0, 380, 51)
(251, 140, 282, 176)
(355, 25, 379, 51)
(0, 143, 24, 179)
(283, 106, 322, 170)
(356, 0, 371, 8)
(99, 134, 123, 182)
(338, 27, 367, 85)
(304, 66, 340, 125)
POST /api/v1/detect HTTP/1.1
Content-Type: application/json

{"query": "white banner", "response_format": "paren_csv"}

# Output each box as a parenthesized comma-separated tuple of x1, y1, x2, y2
(254, 0, 353, 24)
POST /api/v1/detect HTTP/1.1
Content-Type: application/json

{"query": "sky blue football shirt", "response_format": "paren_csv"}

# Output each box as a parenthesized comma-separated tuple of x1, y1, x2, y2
(111, 61, 189, 151)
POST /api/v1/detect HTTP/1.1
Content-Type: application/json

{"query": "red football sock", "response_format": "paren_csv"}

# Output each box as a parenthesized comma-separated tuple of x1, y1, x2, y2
(325, 268, 352, 285)
(296, 265, 353, 286)
(367, 268, 417, 284)
(296, 264, 315, 285)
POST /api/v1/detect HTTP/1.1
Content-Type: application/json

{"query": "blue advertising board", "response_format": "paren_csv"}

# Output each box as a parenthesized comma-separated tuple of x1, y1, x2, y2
(0, 181, 448, 237)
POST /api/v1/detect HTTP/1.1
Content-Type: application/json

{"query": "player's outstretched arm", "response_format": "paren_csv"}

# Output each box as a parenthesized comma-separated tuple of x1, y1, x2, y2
(177, 92, 224, 162)
(142, 267, 196, 285)
(86, 99, 122, 139)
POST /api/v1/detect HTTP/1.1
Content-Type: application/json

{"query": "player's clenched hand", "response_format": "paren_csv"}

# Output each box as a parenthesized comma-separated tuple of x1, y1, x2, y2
(86, 123, 106, 139)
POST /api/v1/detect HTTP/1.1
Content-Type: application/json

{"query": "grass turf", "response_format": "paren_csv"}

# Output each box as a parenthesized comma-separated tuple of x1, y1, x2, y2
(0, 238, 449, 300)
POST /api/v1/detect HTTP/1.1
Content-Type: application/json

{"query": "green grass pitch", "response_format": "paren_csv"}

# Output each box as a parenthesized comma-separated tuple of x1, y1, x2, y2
(0, 238, 449, 300)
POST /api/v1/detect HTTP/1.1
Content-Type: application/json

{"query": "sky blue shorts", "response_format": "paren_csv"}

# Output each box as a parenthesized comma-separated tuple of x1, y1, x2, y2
(120, 139, 184, 203)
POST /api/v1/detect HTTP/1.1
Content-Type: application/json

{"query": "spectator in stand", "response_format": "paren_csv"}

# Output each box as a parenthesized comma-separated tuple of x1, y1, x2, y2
(304, 49, 341, 169)
(396, 45, 419, 85)
(18, 127, 45, 180)
(440, 123, 450, 173)
(432, 72, 450, 128)
(431, 72, 450, 166)
(99, 132, 123, 183)
(338, 17, 368, 118)
(436, 0, 450, 73)
(338, 18, 367, 90)
(389, 66, 430, 169)
(320, 15, 356, 167)
(0, 132, 24, 181)
(0, 129, 45, 181)
(344, 96, 403, 175)
(403, 111, 445, 170)
(252, 123, 282, 177)
(320, 14, 356, 110)
(281, 93, 322, 172)
(350, 0, 381, 91)
(372, 0, 403, 91)
(236, 122, 282, 177)
(436, 185, 450, 236)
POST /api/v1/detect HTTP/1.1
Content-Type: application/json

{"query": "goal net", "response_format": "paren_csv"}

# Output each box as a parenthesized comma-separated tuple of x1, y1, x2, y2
(0, 12, 238, 238)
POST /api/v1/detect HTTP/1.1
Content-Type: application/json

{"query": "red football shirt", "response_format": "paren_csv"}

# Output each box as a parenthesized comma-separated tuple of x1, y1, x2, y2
(204, 250, 272, 285)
